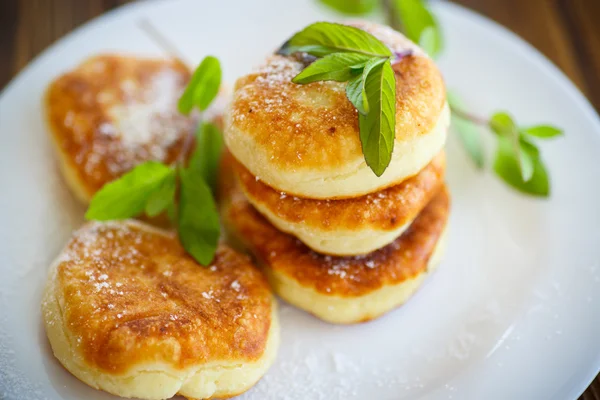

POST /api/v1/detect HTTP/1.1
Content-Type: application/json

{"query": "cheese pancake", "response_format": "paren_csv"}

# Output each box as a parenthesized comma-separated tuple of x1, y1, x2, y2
(229, 150, 445, 255)
(224, 21, 449, 199)
(42, 220, 278, 400)
(45, 54, 194, 202)
(219, 157, 450, 324)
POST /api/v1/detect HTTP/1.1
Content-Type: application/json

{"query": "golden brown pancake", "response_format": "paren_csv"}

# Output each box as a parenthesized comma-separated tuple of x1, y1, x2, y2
(224, 21, 449, 199)
(230, 149, 445, 255)
(42, 220, 279, 400)
(45, 54, 194, 202)
(219, 155, 450, 324)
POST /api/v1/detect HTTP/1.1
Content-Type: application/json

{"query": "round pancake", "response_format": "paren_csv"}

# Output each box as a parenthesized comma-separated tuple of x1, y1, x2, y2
(42, 220, 279, 400)
(219, 158, 450, 324)
(224, 21, 449, 199)
(229, 150, 445, 256)
(45, 54, 195, 202)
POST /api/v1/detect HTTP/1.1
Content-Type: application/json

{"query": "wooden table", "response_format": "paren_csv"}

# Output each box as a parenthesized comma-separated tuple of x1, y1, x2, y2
(0, 0, 598, 398)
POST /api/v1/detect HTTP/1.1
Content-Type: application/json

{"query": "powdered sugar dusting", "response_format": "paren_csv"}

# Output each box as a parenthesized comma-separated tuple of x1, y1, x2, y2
(89, 67, 193, 175)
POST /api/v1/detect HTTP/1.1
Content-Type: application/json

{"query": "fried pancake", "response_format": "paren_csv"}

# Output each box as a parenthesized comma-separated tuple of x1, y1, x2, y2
(45, 54, 195, 202)
(42, 220, 279, 400)
(219, 157, 450, 324)
(229, 150, 446, 255)
(224, 21, 449, 199)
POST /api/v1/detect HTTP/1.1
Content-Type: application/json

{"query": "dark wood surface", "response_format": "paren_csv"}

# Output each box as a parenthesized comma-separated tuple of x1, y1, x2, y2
(0, 0, 598, 398)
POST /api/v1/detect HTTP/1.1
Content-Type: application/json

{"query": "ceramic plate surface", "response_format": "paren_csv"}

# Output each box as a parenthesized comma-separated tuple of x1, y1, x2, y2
(1, 0, 599, 399)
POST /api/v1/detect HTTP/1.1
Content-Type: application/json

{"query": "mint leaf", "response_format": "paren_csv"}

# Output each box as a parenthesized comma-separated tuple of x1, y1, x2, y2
(86, 162, 173, 220)
(145, 169, 176, 217)
(493, 136, 549, 197)
(345, 57, 386, 115)
(178, 56, 221, 115)
(392, 0, 443, 58)
(358, 61, 396, 176)
(489, 112, 533, 181)
(521, 125, 563, 139)
(280, 22, 392, 58)
(292, 52, 371, 84)
(319, 0, 378, 15)
(188, 122, 224, 193)
(447, 91, 484, 169)
(418, 26, 439, 57)
(178, 167, 220, 266)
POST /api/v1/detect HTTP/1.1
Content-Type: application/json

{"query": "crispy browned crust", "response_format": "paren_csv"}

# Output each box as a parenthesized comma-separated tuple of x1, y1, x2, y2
(226, 23, 446, 171)
(231, 150, 445, 232)
(45, 54, 194, 198)
(219, 156, 450, 297)
(51, 221, 273, 373)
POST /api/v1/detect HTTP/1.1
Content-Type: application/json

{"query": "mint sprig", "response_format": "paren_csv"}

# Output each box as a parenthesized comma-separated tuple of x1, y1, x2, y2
(319, 0, 563, 197)
(280, 22, 398, 176)
(85, 56, 223, 265)
(448, 91, 561, 196)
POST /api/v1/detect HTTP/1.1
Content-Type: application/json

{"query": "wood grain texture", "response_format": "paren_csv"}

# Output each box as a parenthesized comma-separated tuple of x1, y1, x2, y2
(0, 0, 598, 398)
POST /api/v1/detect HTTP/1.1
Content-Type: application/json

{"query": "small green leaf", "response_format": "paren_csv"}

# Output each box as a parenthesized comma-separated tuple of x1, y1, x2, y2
(145, 170, 176, 217)
(319, 0, 378, 15)
(521, 125, 563, 139)
(489, 112, 516, 137)
(358, 60, 396, 176)
(178, 168, 220, 266)
(292, 52, 371, 84)
(493, 136, 549, 197)
(86, 162, 173, 220)
(178, 56, 221, 115)
(280, 22, 392, 58)
(447, 91, 484, 169)
(392, 0, 443, 58)
(345, 57, 386, 115)
(188, 122, 224, 193)
(489, 112, 533, 181)
(418, 26, 440, 57)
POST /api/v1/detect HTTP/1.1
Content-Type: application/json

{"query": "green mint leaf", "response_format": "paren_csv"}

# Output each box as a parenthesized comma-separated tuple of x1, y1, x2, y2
(292, 52, 372, 84)
(358, 60, 396, 176)
(447, 91, 484, 169)
(178, 55, 221, 115)
(392, 0, 443, 58)
(345, 57, 387, 115)
(188, 121, 224, 193)
(418, 26, 439, 57)
(145, 169, 176, 217)
(178, 167, 220, 266)
(521, 125, 563, 139)
(493, 136, 549, 197)
(489, 112, 533, 181)
(85, 162, 173, 220)
(489, 112, 516, 136)
(280, 22, 392, 58)
(318, 0, 378, 15)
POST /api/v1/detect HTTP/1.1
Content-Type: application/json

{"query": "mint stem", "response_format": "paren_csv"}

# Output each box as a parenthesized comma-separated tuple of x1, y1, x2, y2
(383, 0, 402, 31)
(449, 105, 489, 126)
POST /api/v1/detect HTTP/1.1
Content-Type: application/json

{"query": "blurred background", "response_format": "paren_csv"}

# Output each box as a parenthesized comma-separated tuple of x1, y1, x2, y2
(0, 0, 598, 398)
(1, 0, 599, 115)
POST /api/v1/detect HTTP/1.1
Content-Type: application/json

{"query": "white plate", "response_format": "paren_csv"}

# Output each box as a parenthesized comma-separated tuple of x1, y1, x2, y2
(1, 0, 599, 399)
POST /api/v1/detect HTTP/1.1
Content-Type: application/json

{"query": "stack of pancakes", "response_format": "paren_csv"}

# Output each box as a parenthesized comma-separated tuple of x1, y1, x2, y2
(220, 21, 451, 324)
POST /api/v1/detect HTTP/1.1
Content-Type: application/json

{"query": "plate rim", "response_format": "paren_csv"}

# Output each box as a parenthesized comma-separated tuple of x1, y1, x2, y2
(0, 0, 598, 399)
